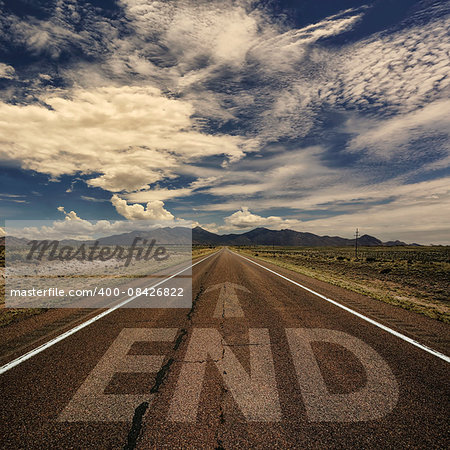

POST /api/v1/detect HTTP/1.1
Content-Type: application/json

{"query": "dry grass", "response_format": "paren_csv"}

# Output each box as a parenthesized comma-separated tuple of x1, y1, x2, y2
(234, 246, 450, 323)
(192, 246, 219, 259)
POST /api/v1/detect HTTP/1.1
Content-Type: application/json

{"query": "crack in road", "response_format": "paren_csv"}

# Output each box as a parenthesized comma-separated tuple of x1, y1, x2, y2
(123, 402, 149, 450)
(214, 287, 228, 449)
(123, 253, 240, 449)
(123, 284, 207, 449)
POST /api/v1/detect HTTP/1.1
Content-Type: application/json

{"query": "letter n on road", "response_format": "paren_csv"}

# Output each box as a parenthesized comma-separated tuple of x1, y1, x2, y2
(168, 328, 281, 422)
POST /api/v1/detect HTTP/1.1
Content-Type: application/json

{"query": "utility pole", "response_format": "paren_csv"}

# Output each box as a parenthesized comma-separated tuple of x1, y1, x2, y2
(354, 228, 359, 260)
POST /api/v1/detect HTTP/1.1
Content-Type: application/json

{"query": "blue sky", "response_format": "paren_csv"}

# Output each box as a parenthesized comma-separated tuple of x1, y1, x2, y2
(0, 0, 449, 243)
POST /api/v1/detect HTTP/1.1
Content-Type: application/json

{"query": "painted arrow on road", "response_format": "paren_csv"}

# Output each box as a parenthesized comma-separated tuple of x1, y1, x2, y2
(205, 282, 250, 318)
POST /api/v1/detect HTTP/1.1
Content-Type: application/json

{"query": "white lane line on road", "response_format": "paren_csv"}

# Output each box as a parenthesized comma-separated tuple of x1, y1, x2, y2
(232, 250, 450, 363)
(0, 251, 219, 376)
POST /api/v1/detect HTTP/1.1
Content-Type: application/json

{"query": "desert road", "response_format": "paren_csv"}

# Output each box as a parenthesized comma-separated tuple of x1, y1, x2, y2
(0, 248, 449, 448)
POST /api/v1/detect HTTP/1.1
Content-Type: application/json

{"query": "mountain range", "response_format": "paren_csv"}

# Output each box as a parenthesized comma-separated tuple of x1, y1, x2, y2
(1, 226, 411, 247)
(191, 227, 407, 246)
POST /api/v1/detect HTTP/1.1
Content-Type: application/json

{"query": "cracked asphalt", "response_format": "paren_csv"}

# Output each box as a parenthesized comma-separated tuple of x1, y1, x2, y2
(0, 248, 449, 449)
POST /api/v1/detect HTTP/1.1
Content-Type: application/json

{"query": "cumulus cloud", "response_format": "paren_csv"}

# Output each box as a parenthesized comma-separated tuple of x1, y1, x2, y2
(191, 221, 219, 233)
(111, 194, 174, 221)
(0, 63, 15, 79)
(9, 205, 191, 241)
(202, 223, 220, 233)
(224, 207, 301, 230)
(57, 206, 83, 221)
(0, 86, 255, 192)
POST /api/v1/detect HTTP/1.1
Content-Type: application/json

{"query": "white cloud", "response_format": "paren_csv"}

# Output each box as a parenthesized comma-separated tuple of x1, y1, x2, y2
(201, 146, 335, 198)
(224, 207, 301, 230)
(323, 15, 450, 114)
(0, 193, 26, 199)
(80, 196, 109, 203)
(188, 177, 219, 190)
(1, 1, 449, 244)
(206, 177, 450, 244)
(199, 175, 450, 214)
(297, 190, 450, 245)
(114, 1, 366, 143)
(163, 3, 260, 69)
(202, 223, 219, 233)
(111, 194, 174, 221)
(57, 206, 83, 221)
(249, 8, 364, 74)
(191, 221, 219, 233)
(9, 205, 191, 240)
(125, 188, 193, 203)
(0, 63, 15, 79)
(346, 99, 450, 159)
(0, 86, 256, 192)
(193, 146, 348, 211)
(120, 0, 267, 71)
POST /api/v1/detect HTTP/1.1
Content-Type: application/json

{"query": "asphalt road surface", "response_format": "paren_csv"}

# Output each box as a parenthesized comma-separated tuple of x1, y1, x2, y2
(1, 248, 449, 449)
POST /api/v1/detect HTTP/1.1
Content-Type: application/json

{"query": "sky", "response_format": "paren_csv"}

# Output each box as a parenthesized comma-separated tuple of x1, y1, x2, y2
(0, 0, 449, 244)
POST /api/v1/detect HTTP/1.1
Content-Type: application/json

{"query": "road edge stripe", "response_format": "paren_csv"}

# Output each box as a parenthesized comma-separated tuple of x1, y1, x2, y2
(0, 251, 220, 375)
(232, 250, 450, 363)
